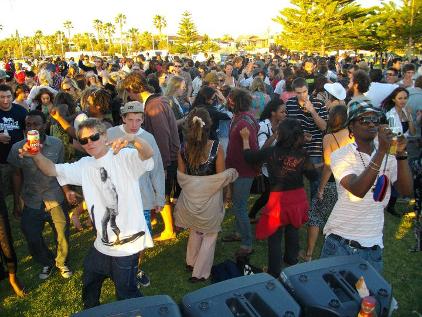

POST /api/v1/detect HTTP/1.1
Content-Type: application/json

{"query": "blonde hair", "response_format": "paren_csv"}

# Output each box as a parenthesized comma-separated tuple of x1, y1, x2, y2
(38, 69, 52, 86)
(77, 118, 107, 138)
(164, 76, 185, 98)
(250, 77, 266, 93)
(61, 78, 81, 92)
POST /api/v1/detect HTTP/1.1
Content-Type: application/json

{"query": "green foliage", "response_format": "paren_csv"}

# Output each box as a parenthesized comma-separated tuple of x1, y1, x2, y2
(175, 11, 200, 55)
(274, 0, 422, 55)
(274, 0, 367, 54)
(200, 34, 220, 52)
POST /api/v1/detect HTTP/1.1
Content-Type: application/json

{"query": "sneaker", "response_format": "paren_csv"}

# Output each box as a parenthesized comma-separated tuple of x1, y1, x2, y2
(39, 266, 54, 280)
(58, 265, 73, 279)
(136, 270, 150, 288)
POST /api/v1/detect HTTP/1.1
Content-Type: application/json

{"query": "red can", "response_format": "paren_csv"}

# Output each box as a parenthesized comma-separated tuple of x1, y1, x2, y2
(27, 130, 40, 155)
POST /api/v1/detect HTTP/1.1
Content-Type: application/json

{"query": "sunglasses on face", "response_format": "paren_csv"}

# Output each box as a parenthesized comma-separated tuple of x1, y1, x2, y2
(357, 116, 381, 125)
(386, 73, 395, 76)
(79, 132, 101, 145)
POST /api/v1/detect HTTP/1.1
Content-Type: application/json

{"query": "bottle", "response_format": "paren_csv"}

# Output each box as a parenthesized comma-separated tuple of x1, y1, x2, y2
(388, 116, 398, 155)
(357, 296, 377, 317)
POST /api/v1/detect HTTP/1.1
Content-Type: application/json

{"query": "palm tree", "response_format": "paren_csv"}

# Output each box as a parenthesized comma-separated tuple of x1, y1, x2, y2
(63, 20, 73, 40)
(55, 31, 65, 56)
(115, 13, 126, 55)
(153, 15, 167, 47)
(93, 19, 103, 41)
(103, 22, 115, 49)
(84, 33, 94, 54)
(34, 30, 44, 57)
(127, 27, 140, 52)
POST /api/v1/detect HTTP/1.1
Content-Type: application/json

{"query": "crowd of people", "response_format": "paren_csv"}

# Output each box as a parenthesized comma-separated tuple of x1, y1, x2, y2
(0, 52, 420, 309)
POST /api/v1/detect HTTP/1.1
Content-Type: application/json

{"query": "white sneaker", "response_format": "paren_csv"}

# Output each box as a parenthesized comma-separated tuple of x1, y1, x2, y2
(39, 266, 54, 280)
(58, 265, 73, 279)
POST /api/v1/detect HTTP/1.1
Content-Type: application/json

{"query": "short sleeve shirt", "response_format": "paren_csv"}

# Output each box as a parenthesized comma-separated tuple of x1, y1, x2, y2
(55, 149, 154, 256)
(286, 97, 328, 157)
(0, 104, 27, 163)
(7, 136, 65, 210)
(323, 143, 398, 248)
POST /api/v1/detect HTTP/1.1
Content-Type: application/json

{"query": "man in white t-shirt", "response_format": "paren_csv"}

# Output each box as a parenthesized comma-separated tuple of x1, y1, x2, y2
(322, 100, 413, 273)
(18, 118, 154, 309)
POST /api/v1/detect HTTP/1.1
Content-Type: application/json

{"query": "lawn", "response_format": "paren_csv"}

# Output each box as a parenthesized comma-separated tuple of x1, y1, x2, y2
(0, 197, 421, 317)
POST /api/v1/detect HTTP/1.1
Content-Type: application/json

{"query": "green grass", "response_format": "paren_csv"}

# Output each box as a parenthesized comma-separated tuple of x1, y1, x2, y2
(0, 197, 421, 317)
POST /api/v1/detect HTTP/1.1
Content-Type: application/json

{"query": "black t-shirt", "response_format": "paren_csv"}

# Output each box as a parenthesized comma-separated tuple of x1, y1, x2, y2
(0, 104, 27, 163)
(244, 146, 318, 191)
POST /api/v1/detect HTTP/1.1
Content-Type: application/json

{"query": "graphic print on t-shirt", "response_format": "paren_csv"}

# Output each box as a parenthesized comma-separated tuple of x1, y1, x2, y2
(96, 167, 144, 246)
(1, 116, 20, 132)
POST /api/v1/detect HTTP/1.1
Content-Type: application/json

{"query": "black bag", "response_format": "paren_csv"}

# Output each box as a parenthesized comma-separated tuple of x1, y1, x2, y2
(250, 174, 268, 194)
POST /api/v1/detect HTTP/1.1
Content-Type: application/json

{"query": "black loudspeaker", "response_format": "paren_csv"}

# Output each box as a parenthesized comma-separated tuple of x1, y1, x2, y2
(280, 255, 393, 317)
(182, 273, 301, 317)
(72, 295, 182, 317)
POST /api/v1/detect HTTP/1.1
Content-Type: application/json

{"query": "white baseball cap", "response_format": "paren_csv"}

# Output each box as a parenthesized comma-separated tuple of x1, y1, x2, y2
(120, 101, 144, 115)
(324, 82, 346, 101)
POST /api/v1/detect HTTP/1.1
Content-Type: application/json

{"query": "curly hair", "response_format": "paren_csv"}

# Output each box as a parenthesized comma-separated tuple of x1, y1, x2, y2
(122, 72, 154, 94)
(183, 108, 212, 170)
(276, 118, 305, 150)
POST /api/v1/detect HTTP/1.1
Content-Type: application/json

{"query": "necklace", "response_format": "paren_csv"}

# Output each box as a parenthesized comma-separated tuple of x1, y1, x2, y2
(356, 146, 378, 192)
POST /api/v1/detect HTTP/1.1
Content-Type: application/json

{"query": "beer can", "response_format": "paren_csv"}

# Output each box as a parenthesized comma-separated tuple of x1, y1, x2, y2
(27, 130, 40, 155)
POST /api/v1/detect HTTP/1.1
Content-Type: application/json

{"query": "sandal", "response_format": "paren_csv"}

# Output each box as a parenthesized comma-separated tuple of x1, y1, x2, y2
(222, 233, 242, 242)
(188, 277, 208, 283)
(299, 250, 312, 262)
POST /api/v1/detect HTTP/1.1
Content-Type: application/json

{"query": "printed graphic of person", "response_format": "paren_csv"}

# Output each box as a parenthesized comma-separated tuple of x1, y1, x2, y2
(99, 167, 121, 245)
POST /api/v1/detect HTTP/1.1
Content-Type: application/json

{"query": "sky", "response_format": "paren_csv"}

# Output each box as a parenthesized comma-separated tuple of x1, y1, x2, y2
(1, 0, 389, 40)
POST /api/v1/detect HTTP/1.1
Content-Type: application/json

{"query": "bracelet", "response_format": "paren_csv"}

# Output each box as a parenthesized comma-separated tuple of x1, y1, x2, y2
(396, 151, 408, 157)
(396, 155, 408, 160)
(369, 160, 380, 169)
(368, 164, 379, 172)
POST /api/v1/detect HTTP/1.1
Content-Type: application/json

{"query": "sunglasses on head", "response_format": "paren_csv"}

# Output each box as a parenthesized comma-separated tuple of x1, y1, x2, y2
(79, 132, 101, 145)
(357, 116, 380, 125)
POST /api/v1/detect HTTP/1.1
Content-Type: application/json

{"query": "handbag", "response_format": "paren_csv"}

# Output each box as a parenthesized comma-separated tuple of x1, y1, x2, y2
(373, 154, 390, 202)
(373, 174, 389, 202)
(250, 174, 268, 195)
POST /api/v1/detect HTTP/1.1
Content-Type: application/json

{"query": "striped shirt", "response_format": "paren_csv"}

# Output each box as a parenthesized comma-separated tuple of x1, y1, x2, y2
(323, 143, 397, 248)
(285, 97, 328, 157)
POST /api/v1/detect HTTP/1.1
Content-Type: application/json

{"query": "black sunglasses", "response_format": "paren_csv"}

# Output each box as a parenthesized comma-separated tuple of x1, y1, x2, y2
(357, 116, 380, 125)
(79, 132, 101, 145)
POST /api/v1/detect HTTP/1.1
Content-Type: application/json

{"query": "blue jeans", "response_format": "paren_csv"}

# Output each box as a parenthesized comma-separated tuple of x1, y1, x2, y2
(82, 246, 142, 309)
(320, 234, 383, 273)
(232, 177, 254, 249)
(309, 156, 323, 200)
